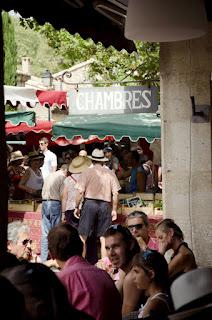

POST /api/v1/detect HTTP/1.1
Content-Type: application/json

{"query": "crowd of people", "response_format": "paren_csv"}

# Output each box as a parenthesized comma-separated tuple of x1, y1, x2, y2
(2, 214, 211, 320)
(3, 138, 211, 319)
(7, 138, 162, 202)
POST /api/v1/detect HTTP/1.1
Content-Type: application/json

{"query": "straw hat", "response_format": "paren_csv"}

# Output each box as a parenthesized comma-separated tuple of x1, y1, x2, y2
(28, 151, 45, 161)
(10, 151, 24, 163)
(79, 150, 87, 157)
(169, 267, 212, 318)
(88, 149, 108, 162)
(69, 156, 91, 173)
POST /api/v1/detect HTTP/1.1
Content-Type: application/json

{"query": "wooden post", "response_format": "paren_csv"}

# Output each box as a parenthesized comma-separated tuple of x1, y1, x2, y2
(0, 10, 8, 256)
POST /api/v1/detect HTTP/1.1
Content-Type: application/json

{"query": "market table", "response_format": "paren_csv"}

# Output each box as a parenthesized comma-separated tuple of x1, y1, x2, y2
(8, 193, 163, 255)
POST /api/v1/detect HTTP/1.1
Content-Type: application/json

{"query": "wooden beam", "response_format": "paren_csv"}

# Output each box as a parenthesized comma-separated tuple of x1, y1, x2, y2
(0, 10, 8, 256)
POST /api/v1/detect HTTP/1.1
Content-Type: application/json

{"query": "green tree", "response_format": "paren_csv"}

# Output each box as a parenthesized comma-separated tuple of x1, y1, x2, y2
(2, 11, 17, 85)
(20, 18, 159, 86)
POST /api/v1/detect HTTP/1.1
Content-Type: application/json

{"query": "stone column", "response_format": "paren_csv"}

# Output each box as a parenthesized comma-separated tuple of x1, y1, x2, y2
(160, 25, 212, 266)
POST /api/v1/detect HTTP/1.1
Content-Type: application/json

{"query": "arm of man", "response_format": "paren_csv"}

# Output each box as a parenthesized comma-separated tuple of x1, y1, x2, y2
(111, 174, 121, 221)
(111, 192, 119, 221)
(73, 189, 84, 218)
(61, 183, 68, 221)
(122, 272, 143, 316)
(51, 153, 57, 173)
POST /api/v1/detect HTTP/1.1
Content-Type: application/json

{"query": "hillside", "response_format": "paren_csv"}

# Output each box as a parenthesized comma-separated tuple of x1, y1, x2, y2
(13, 17, 62, 76)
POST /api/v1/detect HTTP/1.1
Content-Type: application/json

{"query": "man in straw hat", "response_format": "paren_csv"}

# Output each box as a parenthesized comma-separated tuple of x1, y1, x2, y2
(74, 149, 121, 259)
(61, 155, 91, 227)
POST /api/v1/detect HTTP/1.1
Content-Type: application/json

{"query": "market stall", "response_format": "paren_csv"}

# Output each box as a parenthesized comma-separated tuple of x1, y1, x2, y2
(6, 85, 162, 255)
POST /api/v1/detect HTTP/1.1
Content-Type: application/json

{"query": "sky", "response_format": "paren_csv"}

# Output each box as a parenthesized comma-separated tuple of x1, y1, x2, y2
(8, 10, 21, 18)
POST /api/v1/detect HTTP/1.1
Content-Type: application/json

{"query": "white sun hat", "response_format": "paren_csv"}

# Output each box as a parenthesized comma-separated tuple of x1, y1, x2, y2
(88, 149, 108, 162)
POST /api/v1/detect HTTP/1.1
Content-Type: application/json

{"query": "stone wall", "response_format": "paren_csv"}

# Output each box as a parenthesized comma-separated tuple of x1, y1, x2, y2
(160, 24, 212, 266)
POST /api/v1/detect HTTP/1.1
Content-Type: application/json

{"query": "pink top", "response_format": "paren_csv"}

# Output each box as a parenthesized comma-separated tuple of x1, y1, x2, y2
(147, 237, 159, 251)
(63, 173, 81, 211)
(75, 164, 121, 202)
(58, 255, 122, 320)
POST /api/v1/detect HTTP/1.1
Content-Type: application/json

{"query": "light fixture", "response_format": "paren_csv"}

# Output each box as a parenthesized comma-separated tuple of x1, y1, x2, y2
(41, 70, 53, 88)
(125, 0, 207, 42)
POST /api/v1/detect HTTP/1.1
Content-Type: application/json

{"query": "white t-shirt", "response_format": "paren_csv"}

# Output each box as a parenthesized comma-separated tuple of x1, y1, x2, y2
(41, 149, 57, 179)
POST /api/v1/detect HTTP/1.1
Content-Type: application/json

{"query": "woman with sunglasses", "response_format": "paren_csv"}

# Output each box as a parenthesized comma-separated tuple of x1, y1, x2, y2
(130, 250, 171, 319)
(127, 211, 158, 251)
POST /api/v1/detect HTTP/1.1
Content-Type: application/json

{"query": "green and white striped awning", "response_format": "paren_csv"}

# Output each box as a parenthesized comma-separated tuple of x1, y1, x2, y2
(5, 111, 36, 127)
(52, 113, 161, 143)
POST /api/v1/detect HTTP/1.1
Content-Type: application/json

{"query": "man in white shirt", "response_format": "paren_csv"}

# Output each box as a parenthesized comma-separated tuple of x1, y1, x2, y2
(39, 137, 57, 179)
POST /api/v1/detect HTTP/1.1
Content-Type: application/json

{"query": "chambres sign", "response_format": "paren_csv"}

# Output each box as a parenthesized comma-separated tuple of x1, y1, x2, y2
(69, 85, 158, 115)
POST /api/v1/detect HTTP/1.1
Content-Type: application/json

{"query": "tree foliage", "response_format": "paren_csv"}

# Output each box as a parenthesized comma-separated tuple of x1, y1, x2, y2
(2, 11, 17, 85)
(19, 18, 159, 86)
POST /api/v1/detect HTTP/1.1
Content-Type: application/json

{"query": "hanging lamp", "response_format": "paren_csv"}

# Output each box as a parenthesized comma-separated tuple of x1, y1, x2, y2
(125, 0, 207, 42)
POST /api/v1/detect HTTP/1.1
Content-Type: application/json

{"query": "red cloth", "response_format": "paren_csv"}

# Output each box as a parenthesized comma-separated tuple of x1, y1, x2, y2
(147, 237, 159, 251)
(36, 90, 67, 109)
(54, 135, 115, 146)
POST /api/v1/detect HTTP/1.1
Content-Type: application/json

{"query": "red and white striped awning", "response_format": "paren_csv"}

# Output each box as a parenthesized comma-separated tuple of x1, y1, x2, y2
(4, 85, 68, 109)
(6, 120, 53, 135)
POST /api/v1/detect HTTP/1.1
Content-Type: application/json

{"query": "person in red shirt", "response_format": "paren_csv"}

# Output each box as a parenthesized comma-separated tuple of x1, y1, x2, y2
(48, 223, 122, 320)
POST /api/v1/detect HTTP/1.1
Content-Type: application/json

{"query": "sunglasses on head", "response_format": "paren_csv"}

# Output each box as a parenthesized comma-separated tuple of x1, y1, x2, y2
(143, 249, 154, 260)
(128, 223, 144, 230)
(21, 239, 32, 246)
(107, 224, 132, 238)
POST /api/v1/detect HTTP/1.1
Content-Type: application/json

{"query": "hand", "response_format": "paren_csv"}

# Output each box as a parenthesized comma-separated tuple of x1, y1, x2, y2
(158, 181, 163, 189)
(158, 241, 167, 255)
(136, 236, 147, 251)
(27, 187, 36, 194)
(61, 213, 66, 223)
(111, 210, 117, 221)
(74, 208, 80, 219)
(44, 259, 59, 269)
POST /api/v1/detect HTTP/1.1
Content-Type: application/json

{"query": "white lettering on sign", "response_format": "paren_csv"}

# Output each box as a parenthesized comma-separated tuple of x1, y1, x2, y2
(114, 91, 123, 110)
(142, 90, 151, 109)
(103, 92, 113, 109)
(70, 86, 158, 115)
(124, 91, 132, 110)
